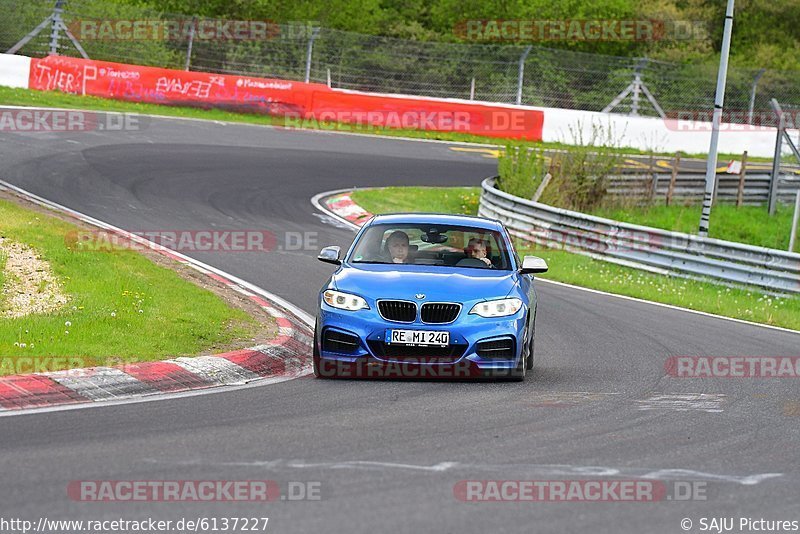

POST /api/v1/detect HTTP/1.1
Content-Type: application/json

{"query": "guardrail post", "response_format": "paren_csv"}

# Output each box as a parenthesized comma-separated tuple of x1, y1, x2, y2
(790, 190, 800, 252)
(666, 152, 680, 206)
(737, 151, 747, 207)
(647, 153, 657, 201)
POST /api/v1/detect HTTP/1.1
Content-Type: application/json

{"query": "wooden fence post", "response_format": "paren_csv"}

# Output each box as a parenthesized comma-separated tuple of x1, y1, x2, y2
(736, 151, 748, 208)
(666, 152, 680, 206)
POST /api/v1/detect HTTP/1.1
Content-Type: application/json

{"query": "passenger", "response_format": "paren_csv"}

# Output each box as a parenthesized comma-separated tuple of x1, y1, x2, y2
(466, 238, 492, 267)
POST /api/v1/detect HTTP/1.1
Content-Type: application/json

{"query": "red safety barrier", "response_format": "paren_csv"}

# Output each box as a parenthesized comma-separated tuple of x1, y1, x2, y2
(27, 55, 318, 115)
(307, 89, 542, 139)
(28, 55, 542, 140)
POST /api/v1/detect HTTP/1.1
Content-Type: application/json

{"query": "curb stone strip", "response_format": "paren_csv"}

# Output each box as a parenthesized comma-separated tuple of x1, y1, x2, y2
(324, 194, 374, 226)
(0, 184, 313, 412)
(46, 367, 163, 402)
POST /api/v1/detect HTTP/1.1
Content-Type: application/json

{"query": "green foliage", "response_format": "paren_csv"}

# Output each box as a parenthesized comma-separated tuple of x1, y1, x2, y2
(349, 187, 479, 215)
(497, 144, 547, 200)
(111, 0, 800, 71)
(533, 122, 623, 211)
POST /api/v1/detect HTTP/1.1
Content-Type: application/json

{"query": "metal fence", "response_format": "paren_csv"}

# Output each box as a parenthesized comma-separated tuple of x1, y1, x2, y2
(479, 177, 800, 294)
(603, 173, 800, 205)
(3, 0, 800, 122)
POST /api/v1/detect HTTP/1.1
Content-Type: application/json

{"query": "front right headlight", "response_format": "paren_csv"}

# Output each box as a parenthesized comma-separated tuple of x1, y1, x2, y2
(469, 298, 523, 318)
(323, 290, 369, 311)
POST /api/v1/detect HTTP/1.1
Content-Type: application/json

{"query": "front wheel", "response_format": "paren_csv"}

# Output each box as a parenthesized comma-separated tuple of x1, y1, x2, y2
(312, 325, 331, 378)
(526, 328, 535, 371)
(503, 325, 528, 382)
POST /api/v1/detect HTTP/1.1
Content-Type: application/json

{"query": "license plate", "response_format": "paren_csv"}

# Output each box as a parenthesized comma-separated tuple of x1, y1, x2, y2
(389, 329, 449, 346)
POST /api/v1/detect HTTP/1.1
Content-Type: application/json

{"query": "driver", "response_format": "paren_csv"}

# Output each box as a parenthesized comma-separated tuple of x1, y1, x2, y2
(385, 230, 410, 264)
(466, 238, 492, 267)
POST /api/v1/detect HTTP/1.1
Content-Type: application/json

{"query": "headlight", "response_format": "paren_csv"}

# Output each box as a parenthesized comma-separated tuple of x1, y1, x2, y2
(323, 290, 369, 311)
(469, 298, 523, 318)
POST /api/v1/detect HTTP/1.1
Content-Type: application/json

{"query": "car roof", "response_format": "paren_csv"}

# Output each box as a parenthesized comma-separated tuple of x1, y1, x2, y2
(368, 213, 503, 231)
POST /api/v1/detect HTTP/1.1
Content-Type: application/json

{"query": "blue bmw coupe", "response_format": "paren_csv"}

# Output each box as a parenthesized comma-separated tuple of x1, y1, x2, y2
(314, 213, 548, 380)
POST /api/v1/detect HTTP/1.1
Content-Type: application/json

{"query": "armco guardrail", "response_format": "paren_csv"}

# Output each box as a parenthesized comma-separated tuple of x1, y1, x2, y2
(478, 177, 800, 294)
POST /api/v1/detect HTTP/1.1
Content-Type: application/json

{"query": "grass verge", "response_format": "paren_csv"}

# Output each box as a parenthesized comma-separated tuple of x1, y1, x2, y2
(0, 192, 270, 376)
(590, 203, 798, 252)
(0, 86, 770, 162)
(349, 186, 800, 331)
(349, 187, 480, 215)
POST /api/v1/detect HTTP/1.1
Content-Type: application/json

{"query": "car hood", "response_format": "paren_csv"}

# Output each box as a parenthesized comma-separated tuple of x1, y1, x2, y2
(332, 263, 518, 302)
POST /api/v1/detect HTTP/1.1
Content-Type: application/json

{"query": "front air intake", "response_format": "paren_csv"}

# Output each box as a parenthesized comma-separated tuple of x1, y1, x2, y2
(476, 338, 515, 359)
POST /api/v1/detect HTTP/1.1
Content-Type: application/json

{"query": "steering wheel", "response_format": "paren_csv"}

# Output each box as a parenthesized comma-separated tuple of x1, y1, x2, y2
(455, 257, 491, 268)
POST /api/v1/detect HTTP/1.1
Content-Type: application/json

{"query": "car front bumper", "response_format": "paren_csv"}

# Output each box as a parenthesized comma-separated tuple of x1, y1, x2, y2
(316, 302, 527, 379)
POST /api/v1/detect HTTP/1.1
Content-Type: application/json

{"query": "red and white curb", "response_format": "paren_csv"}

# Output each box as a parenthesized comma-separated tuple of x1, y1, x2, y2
(321, 192, 373, 228)
(0, 180, 314, 414)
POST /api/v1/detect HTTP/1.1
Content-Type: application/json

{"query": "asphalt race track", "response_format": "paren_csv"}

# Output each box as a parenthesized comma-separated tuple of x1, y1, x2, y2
(1, 110, 799, 534)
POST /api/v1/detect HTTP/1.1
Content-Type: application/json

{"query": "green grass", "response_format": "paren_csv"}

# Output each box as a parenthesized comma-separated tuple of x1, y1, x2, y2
(0, 197, 264, 375)
(589, 203, 798, 252)
(349, 185, 800, 331)
(0, 86, 772, 162)
(350, 187, 480, 215)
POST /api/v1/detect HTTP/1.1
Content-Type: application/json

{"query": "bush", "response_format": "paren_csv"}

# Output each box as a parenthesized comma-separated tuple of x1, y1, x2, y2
(497, 143, 547, 200)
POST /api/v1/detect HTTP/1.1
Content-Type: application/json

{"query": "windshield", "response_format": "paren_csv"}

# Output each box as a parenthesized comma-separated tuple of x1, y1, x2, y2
(348, 223, 512, 270)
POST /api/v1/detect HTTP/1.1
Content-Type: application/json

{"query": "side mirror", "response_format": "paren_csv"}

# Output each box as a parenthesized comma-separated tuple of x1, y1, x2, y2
(318, 246, 342, 265)
(519, 255, 548, 274)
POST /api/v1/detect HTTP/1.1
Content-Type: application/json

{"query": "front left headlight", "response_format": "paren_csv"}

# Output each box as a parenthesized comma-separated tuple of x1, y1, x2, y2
(323, 290, 369, 311)
(469, 298, 523, 318)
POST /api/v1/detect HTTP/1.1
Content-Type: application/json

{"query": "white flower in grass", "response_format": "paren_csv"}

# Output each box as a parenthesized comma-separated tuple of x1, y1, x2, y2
(65, 321, 71, 327)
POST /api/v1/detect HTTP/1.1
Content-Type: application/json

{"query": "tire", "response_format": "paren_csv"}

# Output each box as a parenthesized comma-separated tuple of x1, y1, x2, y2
(312, 325, 333, 379)
(526, 326, 535, 371)
(505, 324, 528, 382)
